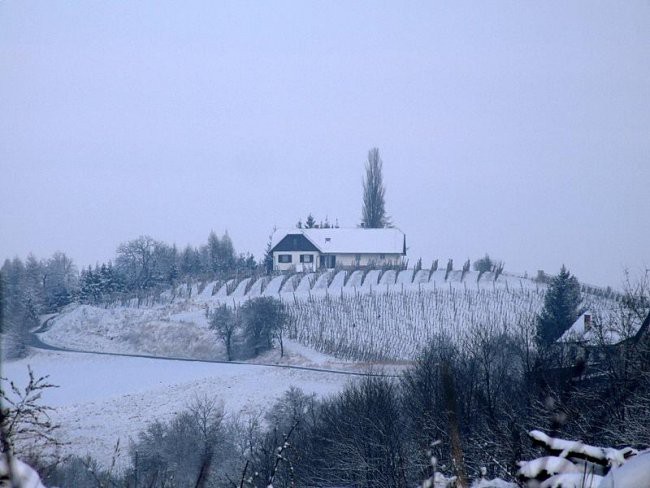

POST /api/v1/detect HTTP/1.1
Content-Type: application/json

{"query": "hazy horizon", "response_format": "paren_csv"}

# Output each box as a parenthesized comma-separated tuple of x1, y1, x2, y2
(2, 1, 649, 288)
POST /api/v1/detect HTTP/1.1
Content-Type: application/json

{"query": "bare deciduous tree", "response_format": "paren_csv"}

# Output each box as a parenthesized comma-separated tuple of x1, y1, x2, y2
(209, 304, 240, 361)
(1, 366, 62, 468)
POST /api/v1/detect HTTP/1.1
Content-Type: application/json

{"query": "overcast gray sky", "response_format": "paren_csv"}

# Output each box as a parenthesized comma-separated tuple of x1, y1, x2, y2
(1, 1, 648, 288)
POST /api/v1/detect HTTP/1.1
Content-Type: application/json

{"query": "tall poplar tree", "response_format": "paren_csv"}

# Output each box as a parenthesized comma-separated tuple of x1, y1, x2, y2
(361, 148, 391, 228)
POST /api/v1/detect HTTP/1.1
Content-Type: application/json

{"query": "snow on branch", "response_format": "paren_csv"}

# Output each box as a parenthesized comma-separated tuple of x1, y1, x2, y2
(518, 430, 648, 488)
(528, 430, 637, 467)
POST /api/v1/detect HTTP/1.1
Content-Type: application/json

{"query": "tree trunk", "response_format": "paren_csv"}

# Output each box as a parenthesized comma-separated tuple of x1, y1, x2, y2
(441, 360, 468, 488)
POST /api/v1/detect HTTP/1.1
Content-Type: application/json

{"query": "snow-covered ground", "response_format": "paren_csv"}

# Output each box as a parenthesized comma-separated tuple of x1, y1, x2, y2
(40, 303, 220, 360)
(3, 346, 359, 470)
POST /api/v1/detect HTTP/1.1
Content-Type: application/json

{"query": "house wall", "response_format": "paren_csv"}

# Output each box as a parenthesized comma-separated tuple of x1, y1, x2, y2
(273, 251, 403, 272)
(274, 252, 404, 271)
(333, 253, 403, 267)
(273, 251, 319, 272)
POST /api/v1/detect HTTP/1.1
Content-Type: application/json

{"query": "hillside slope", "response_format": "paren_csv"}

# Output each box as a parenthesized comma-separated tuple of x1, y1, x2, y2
(40, 269, 619, 362)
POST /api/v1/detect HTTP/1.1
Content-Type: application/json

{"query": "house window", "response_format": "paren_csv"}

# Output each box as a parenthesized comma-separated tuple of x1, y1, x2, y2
(380, 254, 386, 260)
(355, 254, 361, 263)
(278, 254, 292, 264)
(300, 254, 313, 263)
(320, 255, 336, 268)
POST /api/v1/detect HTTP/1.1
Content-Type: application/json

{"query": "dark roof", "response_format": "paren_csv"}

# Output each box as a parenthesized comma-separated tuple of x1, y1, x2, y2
(270, 233, 320, 253)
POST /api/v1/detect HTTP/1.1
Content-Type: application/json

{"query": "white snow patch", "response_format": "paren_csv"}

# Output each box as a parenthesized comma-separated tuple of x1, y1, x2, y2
(0, 457, 46, 488)
(599, 449, 650, 488)
(539, 472, 602, 488)
(518, 456, 581, 478)
(470, 478, 517, 488)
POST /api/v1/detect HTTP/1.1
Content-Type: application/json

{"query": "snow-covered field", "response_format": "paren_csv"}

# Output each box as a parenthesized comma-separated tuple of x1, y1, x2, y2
(3, 345, 358, 470)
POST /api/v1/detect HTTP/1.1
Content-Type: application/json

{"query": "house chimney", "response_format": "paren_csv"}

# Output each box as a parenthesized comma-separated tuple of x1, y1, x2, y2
(584, 314, 592, 331)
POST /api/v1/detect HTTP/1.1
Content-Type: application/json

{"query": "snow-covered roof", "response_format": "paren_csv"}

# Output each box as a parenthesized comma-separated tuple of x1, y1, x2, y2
(563, 312, 593, 339)
(558, 311, 643, 345)
(271, 227, 406, 255)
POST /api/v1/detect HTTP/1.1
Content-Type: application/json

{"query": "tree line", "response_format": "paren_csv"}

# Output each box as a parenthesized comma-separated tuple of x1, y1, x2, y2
(0, 231, 257, 358)
(81, 231, 256, 299)
(1, 252, 78, 357)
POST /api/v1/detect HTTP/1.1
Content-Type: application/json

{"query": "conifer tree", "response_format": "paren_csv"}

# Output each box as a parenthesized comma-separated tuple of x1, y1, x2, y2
(536, 265, 582, 345)
(218, 232, 235, 271)
(263, 227, 276, 274)
(207, 231, 221, 274)
(180, 245, 201, 277)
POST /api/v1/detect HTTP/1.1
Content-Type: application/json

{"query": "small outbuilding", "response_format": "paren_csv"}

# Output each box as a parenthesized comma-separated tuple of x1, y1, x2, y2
(270, 228, 406, 272)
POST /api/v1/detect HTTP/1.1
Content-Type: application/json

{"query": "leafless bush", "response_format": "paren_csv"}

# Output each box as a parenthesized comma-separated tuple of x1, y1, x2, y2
(128, 395, 238, 487)
(1, 366, 62, 468)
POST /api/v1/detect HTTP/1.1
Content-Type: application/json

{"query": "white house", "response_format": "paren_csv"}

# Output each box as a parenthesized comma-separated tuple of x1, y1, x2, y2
(270, 228, 406, 272)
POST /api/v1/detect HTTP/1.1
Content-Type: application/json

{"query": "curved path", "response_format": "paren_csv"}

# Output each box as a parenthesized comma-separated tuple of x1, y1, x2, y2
(29, 321, 398, 378)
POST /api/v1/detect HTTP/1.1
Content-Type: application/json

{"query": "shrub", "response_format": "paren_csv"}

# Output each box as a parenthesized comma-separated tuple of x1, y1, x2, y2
(473, 254, 494, 273)
(240, 297, 287, 357)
